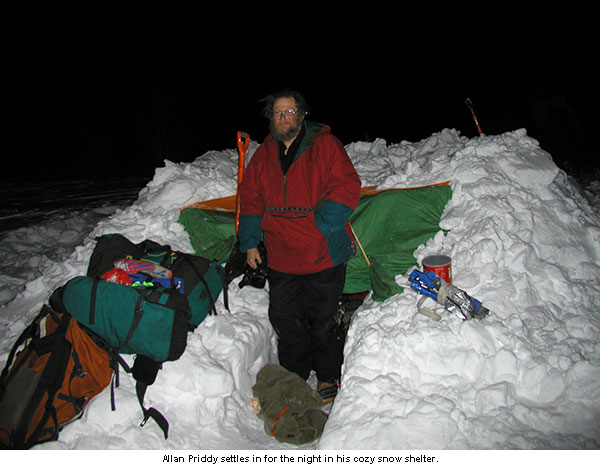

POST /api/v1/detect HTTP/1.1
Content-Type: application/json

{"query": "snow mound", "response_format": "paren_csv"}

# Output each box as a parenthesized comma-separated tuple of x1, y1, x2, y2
(1, 128, 599, 450)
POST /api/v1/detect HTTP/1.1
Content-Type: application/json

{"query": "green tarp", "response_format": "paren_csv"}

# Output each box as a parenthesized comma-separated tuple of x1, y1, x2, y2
(179, 183, 452, 301)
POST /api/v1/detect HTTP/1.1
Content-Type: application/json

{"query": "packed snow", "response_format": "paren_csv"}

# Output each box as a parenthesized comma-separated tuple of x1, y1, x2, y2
(1, 128, 599, 451)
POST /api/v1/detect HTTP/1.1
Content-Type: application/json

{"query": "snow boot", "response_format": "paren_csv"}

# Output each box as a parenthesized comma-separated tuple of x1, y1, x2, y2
(318, 380, 339, 405)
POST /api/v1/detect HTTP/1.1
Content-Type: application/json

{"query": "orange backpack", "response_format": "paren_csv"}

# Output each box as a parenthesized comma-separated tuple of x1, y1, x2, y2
(0, 305, 115, 449)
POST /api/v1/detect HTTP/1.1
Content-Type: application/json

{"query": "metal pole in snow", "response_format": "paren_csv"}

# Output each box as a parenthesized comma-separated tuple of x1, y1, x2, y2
(465, 98, 483, 136)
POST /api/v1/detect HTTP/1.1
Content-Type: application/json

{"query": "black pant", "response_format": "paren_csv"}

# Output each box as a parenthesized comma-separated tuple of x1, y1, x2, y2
(268, 263, 346, 382)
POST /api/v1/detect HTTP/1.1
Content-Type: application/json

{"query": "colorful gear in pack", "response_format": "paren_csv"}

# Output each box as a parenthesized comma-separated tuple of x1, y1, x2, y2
(129, 273, 185, 293)
(101, 268, 132, 285)
(114, 258, 173, 279)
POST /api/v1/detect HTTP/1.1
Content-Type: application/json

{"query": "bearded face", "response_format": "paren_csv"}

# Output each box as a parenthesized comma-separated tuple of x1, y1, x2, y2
(269, 97, 304, 144)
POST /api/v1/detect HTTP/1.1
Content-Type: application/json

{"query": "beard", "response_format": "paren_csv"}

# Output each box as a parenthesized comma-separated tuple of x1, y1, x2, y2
(270, 118, 303, 143)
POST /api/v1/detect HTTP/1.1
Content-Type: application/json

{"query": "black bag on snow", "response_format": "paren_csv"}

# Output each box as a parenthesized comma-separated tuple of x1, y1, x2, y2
(0, 306, 115, 449)
(86, 233, 227, 327)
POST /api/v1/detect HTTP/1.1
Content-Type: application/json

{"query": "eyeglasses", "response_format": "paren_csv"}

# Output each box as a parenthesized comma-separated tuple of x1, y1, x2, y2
(273, 109, 299, 119)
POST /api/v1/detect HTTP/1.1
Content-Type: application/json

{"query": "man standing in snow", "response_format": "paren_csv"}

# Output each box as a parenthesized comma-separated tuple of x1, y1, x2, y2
(239, 89, 361, 404)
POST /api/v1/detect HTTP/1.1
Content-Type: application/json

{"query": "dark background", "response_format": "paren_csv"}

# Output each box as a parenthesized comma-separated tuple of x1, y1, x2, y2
(7, 47, 598, 183)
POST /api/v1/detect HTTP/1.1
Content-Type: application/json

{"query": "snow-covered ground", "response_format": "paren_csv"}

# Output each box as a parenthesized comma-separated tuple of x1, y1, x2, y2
(1, 128, 599, 451)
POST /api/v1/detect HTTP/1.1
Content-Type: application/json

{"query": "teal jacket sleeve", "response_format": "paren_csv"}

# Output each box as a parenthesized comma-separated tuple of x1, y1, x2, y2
(314, 200, 353, 235)
(238, 214, 262, 252)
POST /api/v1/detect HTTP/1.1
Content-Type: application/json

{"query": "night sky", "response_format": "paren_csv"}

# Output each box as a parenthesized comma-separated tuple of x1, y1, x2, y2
(9, 50, 598, 183)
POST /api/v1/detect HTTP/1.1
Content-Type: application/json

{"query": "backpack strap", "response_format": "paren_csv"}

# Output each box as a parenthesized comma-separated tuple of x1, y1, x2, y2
(118, 291, 146, 350)
(136, 379, 169, 439)
(181, 256, 228, 315)
(216, 264, 229, 312)
(84, 286, 169, 439)
(57, 347, 88, 415)
(89, 278, 99, 325)
(116, 355, 169, 440)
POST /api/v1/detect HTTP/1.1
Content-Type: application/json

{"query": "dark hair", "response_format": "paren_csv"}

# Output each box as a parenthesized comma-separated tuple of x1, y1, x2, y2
(260, 89, 311, 119)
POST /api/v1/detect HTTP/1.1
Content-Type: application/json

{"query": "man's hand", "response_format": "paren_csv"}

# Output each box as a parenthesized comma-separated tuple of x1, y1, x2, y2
(246, 247, 262, 270)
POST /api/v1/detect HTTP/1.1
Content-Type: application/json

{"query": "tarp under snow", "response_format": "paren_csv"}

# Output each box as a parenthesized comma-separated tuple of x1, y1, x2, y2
(179, 182, 452, 300)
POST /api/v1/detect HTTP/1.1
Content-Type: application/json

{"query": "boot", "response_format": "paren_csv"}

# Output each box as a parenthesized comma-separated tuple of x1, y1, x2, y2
(318, 380, 339, 405)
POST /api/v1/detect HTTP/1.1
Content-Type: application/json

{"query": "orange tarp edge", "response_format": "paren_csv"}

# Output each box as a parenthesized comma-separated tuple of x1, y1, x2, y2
(183, 195, 238, 212)
(181, 181, 451, 213)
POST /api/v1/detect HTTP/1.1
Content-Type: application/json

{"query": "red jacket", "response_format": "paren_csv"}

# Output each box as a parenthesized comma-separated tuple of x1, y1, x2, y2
(239, 122, 361, 275)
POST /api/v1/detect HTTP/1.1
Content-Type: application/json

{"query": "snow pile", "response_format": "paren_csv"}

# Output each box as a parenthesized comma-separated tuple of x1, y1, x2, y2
(1, 128, 599, 450)
(323, 129, 600, 449)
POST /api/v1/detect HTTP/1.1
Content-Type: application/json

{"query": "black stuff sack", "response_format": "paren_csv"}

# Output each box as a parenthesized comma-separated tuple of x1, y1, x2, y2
(87, 233, 227, 327)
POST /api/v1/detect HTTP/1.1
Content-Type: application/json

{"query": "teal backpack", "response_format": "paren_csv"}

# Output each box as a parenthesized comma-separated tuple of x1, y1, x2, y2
(50, 276, 190, 363)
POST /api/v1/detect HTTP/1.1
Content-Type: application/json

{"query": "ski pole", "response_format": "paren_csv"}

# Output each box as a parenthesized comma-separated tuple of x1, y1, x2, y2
(235, 131, 250, 235)
(349, 222, 370, 267)
(465, 98, 483, 136)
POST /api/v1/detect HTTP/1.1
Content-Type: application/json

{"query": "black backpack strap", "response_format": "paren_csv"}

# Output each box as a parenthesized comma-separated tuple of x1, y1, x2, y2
(215, 264, 229, 312)
(181, 256, 227, 315)
(74, 322, 119, 413)
(117, 290, 146, 350)
(135, 380, 169, 439)
(89, 278, 100, 325)
(116, 354, 169, 440)
(57, 347, 87, 415)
